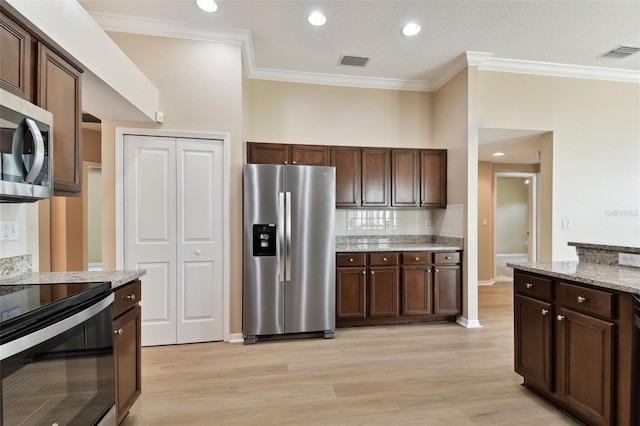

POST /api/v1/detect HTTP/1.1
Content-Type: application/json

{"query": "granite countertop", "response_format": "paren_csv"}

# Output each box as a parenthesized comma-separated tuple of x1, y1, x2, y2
(0, 270, 146, 290)
(508, 261, 640, 295)
(336, 242, 462, 253)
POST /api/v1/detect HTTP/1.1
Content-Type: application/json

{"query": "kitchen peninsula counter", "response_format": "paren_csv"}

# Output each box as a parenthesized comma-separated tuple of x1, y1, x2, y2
(0, 270, 146, 289)
(506, 261, 640, 295)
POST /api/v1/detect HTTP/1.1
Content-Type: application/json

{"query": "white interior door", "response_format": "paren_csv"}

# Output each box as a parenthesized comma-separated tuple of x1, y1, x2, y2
(124, 135, 224, 346)
(124, 135, 177, 346)
(176, 138, 224, 343)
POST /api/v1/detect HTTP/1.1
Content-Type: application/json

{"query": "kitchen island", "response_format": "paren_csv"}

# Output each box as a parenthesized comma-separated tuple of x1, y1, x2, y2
(336, 235, 463, 327)
(508, 242, 640, 426)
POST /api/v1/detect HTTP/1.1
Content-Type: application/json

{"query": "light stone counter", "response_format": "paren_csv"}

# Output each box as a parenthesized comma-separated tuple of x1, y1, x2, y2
(0, 270, 146, 290)
(336, 242, 462, 253)
(336, 234, 463, 253)
(507, 261, 640, 295)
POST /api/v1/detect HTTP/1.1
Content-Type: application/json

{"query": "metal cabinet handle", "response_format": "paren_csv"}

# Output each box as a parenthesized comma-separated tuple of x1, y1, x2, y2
(349, 258, 354, 262)
(526, 283, 533, 289)
(557, 315, 565, 321)
(445, 256, 452, 260)
(284, 160, 288, 164)
(126, 294, 136, 301)
(435, 269, 440, 273)
(195, 249, 202, 255)
(382, 257, 388, 262)
(114, 328, 123, 335)
(414, 257, 420, 261)
(541, 309, 549, 315)
(427, 269, 432, 273)
(577, 296, 586, 303)
(362, 270, 366, 275)
(371, 271, 375, 275)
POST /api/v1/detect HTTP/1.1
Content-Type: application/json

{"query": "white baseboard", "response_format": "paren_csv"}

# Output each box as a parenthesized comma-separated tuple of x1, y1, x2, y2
(478, 279, 496, 286)
(228, 333, 244, 343)
(457, 316, 482, 328)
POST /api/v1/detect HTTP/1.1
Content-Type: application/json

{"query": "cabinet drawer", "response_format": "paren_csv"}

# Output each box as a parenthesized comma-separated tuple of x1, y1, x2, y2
(558, 282, 614, 319)
(337, 253, 366, 267)
(114, 280, 142, 318)
(401, 252, 431, 265)
(370, 252, 399, 266)
(514, 272, 552, 301)
(434, 252, 459, 264)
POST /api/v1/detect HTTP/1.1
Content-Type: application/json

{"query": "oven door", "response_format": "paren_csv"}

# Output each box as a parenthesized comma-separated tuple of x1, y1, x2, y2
(1, 293, 115, 426)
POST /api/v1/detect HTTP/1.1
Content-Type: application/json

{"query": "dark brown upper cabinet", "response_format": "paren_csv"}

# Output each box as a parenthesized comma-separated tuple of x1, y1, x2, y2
(392, 149, 419, 207)
(420, 150, 447, 208)
(361, 148, 390, 208)
(331, 147, 361, 207)
(247, 142, 329, 166)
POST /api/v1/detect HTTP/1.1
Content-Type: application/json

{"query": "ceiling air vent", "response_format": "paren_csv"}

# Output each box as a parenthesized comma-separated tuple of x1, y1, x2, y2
(600, 45, 640, 59)
(339, 55, 370, 67)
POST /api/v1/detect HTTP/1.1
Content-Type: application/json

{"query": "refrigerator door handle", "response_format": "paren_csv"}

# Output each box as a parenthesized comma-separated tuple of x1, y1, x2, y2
(278, 192, 286, 283)
(285, 191, 292, 282)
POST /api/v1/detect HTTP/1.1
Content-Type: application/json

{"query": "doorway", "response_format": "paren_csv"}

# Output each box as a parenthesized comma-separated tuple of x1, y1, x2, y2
(84, 162, 102, 271)
(494, 172, 538, 281)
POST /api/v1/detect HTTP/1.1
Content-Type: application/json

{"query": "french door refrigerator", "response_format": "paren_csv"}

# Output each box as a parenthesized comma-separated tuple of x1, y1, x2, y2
(243, 164, 336, 344)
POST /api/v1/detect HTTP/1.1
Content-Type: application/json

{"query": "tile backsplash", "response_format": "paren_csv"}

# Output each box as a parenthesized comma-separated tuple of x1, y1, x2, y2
(335, 204, 464, 238)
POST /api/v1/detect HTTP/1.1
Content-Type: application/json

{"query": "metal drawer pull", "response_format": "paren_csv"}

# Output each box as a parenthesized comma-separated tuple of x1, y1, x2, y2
(414, 257, 420, 261)
(526, 283, 533, 289)
(445, 256, 452, 260)
(362, 270, 366, 274)
(371, 271, 375, 275)
(126, 294, 136, 301)
(541, 309, 549, 315)
(577, 296, 586, 303)
(114, 328, 123, 335)
(557, 315, 565, 321)
(349, 258, 354, 262)
(435, 269, 439, 273)
(292, 161, 297, 164)
(382, 257, 387, 261)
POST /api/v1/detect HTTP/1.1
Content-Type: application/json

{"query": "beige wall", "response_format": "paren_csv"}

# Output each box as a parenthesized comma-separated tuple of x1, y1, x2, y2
(478, 71, 640, 259)
(100, 33, 244, 333)
(247, 80, 433, 148)
(477, 162, 493, 281)
(496, 177, 529, 254)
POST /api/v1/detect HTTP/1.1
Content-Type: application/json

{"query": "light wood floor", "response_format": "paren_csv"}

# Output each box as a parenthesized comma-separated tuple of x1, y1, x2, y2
(121, 282, 581, 425)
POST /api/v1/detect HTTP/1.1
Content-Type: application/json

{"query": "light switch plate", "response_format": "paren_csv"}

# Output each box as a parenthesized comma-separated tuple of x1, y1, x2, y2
(619, 253, 640, 268)
(0, 220, 18, 241)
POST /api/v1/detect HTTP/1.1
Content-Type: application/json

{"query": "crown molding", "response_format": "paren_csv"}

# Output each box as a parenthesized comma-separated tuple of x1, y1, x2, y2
(90, 13, 640, 92)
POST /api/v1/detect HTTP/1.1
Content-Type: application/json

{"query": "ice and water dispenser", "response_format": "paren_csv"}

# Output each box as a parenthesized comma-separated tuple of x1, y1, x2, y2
(252, 224, 276, 256)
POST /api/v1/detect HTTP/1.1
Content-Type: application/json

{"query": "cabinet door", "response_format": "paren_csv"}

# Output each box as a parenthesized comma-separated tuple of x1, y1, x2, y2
(38, 43, 82, 195)
(392, 149, 419, 207)
(369, 266, 399, 317)
(433, 265, 460, 314)
(514, 295, 553, 393)
(556, 308, 613, 426)
(1, 11, 32, 100)
(420, 150, 447, 208)
(336, 267, 367, 319)
(361, 148, 390, 207)
(401, 265, 432, 315)
(290, 145, 329, 166)
(247, 142, 288, 164)
(114, 304, 142, 425)
(331, 147, 361, 207)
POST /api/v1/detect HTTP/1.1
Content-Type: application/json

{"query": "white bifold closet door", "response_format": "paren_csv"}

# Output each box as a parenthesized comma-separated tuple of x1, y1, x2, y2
(124, 135, 224, 346)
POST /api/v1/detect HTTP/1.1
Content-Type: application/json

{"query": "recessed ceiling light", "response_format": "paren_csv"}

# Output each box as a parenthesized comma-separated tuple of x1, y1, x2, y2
(196, 0, 217, 13)
(402, 23, 421, 37)
(492, 152, 505, 157)
(308, 11, 327, 26)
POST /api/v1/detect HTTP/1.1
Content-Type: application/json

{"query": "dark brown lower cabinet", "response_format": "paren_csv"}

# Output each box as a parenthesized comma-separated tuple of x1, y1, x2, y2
(113, 280, 142, 425)
(337, 250, 461, 327)
(513, 270, 636, 426)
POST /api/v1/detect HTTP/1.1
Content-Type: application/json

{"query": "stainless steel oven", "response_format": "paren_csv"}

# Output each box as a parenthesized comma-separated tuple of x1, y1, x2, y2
(0, 283, 114, 426)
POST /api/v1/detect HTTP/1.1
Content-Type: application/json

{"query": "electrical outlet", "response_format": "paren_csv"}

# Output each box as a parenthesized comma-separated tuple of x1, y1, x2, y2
(619, 253, 640, 268)
(0, 221, 18, 241)
(385, 219, 391, 230)
(425, 220, 431, 229)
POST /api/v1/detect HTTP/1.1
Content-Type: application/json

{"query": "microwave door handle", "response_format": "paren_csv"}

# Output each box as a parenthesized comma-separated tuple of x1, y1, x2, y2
(23, 118, 45, 183)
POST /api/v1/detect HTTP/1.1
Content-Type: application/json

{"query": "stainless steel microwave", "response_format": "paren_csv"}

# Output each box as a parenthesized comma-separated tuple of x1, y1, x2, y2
(0, 88, 53, 202)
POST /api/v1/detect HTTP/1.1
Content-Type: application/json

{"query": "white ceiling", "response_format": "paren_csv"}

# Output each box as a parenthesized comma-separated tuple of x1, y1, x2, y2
(77, 0, 640, 163)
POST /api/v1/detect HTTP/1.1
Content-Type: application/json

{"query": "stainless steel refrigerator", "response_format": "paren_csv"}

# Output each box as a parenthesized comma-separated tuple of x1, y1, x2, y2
(243, 164, 336, 344)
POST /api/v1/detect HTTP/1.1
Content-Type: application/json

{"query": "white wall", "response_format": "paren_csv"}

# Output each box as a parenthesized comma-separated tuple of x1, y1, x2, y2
(0, 203, 39, 269)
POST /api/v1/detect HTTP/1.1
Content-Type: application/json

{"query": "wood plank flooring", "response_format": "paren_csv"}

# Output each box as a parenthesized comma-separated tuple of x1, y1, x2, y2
(121, 282, 581, 425)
